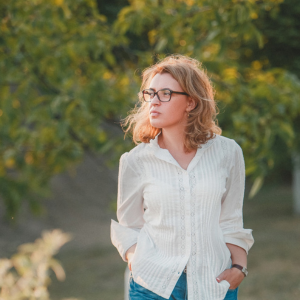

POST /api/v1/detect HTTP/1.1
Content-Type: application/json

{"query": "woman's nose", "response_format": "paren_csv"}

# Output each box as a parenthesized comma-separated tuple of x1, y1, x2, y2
(150, 94, 160, 105)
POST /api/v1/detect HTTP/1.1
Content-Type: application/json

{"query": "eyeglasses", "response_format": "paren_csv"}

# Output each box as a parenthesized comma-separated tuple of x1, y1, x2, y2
(142, 88, 189, 102)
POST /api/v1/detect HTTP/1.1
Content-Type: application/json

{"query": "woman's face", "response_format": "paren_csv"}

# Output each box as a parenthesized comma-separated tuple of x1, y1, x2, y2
(148, 73, 193, 130)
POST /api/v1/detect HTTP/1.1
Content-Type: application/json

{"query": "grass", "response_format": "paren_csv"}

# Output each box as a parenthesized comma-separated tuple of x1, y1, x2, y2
(49, 245, 126, 300)
(49, 182, 300, 300)
(239, 183, 300, 300)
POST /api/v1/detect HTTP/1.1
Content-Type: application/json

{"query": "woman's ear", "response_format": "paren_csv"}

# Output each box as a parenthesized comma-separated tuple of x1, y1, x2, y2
(187, 97, 197, 112)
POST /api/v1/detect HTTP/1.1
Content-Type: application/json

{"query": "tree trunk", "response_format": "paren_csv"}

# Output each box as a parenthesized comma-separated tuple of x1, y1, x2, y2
(293, 153, 300, 216)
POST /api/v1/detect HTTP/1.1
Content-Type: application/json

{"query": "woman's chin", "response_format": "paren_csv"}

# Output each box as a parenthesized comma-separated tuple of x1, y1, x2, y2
(150, 120, 163, 128)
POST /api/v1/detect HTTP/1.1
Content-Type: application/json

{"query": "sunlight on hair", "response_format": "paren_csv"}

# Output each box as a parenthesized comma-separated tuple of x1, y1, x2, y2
(122, 54, 221, 151)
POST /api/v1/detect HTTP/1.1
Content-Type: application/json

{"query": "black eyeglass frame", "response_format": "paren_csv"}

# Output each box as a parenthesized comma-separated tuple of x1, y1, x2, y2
(142, 88, 189, 102)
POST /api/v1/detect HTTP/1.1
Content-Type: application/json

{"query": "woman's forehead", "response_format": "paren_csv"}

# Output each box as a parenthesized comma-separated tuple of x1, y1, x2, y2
(149, 73, 181, 90)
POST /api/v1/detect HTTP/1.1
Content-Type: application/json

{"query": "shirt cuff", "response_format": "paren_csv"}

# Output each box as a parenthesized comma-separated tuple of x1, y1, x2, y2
(110, 219, 141, 262)
(223, 228, 254, 254)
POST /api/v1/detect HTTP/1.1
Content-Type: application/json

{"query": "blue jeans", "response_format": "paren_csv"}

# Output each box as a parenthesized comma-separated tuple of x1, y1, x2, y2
(129, 272, 239, 300)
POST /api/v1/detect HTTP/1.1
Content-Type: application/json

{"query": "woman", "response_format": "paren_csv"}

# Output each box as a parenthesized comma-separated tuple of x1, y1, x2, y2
(111, 55, 254, 300)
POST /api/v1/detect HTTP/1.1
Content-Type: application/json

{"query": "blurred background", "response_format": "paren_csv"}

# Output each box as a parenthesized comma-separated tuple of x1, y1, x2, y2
(0, 0, 300, 299)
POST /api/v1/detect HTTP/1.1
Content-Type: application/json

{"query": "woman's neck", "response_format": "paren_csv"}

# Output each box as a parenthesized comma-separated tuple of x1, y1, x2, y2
(159, 127, 186, 153)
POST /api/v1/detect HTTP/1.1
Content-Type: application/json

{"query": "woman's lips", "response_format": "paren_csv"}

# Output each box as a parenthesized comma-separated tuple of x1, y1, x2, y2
(150, 111, 160, 117)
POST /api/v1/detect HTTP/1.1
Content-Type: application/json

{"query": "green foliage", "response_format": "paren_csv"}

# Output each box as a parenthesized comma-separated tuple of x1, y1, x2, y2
(244, 0, 300, 180)
(0, 230, 72, 300)
(1, 0, 300, 216)
(115, 0, 300, 195)
(0, 0, 137, 217)
(251, 0, 300, 77)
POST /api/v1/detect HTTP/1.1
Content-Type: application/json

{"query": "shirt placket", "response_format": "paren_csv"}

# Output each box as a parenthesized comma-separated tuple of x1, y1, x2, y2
(189, 169, 199, 299)
(179, 169, 187, 257)
(182, 169, 192, 257)
(160, 167, 191, 296)
(183, 168, 194, 297)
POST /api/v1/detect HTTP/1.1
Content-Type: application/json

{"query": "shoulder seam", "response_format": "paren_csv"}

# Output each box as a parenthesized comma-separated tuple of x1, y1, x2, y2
(121, 150, 144, 179)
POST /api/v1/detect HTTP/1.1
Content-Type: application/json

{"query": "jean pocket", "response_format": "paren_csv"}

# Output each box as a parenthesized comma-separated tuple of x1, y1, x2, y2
(224, 286, 238, 300)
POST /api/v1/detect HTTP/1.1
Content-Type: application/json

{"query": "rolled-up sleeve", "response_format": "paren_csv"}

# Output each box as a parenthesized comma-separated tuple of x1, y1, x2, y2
(110, 152, 145, 262)
(219, 141, 254, 254)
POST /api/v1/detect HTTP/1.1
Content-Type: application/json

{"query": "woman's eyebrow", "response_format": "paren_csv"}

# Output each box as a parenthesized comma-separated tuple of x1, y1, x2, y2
(148, 87, 169, 91)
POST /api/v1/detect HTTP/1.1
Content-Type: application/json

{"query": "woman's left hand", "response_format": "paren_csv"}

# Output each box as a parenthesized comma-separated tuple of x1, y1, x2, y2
(216, 267, 245, 289)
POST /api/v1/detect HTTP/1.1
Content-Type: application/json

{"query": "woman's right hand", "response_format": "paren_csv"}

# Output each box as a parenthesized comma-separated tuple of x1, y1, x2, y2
(125, 244, 137, 271)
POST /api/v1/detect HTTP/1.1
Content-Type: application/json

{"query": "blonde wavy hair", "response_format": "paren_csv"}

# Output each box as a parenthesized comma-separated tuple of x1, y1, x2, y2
(122, 54, 222, 152)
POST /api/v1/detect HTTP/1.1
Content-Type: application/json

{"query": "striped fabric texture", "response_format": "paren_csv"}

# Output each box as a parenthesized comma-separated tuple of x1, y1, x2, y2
(111, 132, 254, 300)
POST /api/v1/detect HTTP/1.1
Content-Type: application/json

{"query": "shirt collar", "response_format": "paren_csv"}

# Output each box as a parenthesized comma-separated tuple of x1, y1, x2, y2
(149, 131, 217, 150)
(148, 131, 217, 172)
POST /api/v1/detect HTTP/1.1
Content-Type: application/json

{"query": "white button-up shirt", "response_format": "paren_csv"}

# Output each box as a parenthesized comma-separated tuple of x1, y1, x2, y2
(111, 132, 254, 300)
